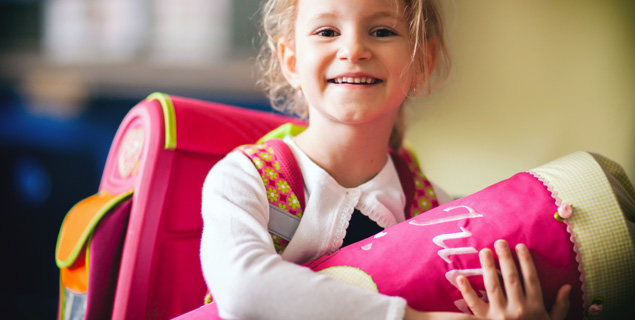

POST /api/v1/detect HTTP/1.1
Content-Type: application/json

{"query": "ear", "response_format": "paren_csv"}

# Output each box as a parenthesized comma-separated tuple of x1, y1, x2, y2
(425, 38, 438, 76)
(412, 38, 438, 89)
(277, 38, 301, 89)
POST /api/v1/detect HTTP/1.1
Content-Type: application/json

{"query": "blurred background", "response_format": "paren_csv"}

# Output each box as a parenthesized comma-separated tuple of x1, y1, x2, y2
(412, 1, 635, 196)
(0, 0, 633, 318)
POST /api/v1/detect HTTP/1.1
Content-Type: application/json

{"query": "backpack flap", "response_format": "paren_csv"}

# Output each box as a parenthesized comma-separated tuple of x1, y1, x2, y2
(55, 190, 132, 319)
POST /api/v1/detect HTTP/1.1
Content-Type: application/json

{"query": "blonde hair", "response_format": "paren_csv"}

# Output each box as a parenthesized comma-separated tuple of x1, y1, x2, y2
(256, 0, 451, 148)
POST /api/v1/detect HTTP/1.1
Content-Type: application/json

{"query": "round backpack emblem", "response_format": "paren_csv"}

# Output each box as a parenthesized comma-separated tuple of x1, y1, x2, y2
(118, 127, 145, 179)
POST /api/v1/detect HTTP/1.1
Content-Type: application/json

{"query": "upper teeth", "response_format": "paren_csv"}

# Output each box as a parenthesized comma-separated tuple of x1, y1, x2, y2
(334, 77, 377, 84)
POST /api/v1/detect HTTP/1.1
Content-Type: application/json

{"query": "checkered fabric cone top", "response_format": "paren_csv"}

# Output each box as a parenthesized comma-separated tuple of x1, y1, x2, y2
(528, 151, 635, 319)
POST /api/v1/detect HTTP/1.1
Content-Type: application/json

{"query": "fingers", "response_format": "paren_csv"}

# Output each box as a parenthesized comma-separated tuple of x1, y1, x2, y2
(515, 243, 543, 302)
(465, 240, 570, 320)
(479, 247, 506, 309)
(549, 284, 572, 320)
(495, 240, 524, 306)
(457, 275, 488, 316)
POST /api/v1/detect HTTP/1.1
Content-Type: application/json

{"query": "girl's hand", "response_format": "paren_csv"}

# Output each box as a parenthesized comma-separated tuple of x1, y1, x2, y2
(457, 240, 571, 320)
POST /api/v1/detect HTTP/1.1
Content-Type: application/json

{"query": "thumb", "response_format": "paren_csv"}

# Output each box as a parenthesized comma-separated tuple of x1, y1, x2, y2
(549, 284, 571, 320)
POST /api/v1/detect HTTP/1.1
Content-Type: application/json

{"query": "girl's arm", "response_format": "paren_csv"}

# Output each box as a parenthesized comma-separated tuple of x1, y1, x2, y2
(200, 151, 407, 320)
(457, 240, 571, 320)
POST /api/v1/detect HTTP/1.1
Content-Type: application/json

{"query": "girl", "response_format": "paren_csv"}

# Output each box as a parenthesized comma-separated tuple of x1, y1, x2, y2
(200, 0, 570, 319)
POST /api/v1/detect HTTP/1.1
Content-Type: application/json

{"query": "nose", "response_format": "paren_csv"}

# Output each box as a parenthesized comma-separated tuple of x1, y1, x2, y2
(336, 33, 371, 62)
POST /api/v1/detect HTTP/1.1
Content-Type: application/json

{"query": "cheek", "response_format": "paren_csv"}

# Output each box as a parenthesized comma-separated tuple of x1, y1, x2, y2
(298, 52, 329, 88)
(295, 47, 315, 75)
(386, 47, 415, 80)
(392, 65, 415, 90)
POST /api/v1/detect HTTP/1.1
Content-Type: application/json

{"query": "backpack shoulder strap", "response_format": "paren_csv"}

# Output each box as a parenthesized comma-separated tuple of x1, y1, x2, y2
(263, 139, 306, 211)
(237, 139, 305, 253)
(390, 150, 416, 219)
(392, 148, 440, 219)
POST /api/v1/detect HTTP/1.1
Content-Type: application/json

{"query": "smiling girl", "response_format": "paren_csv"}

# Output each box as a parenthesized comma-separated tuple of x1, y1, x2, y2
(199, 0, 570, 319)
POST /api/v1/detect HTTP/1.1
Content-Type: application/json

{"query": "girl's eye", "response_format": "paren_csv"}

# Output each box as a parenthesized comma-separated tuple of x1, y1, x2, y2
(315, 28, 339, 37)
(371, 28, 397, 37)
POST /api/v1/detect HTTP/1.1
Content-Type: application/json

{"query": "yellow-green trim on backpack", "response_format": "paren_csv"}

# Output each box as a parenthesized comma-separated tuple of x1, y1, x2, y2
(55, 190, 133, 268)
(146, 92, 177, 150)
(85, 231, 93, 277)
(257, 123, 307, 144)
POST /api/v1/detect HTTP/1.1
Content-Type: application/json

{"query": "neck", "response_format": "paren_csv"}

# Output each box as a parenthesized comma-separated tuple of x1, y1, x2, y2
(294, 111, 399, 188)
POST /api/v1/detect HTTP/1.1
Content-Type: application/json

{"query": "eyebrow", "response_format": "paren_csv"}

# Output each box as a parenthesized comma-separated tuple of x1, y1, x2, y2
(307, 11, 336, 22)
(307, 10, 404, 23)
(369, 11, 404, 22)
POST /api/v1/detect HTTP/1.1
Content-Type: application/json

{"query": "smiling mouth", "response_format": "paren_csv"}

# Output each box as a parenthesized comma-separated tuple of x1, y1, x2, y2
(328, 77, 382, 85)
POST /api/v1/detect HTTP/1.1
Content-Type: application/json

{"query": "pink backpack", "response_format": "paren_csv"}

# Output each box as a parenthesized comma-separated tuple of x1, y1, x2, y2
(55, 93, 304, 319)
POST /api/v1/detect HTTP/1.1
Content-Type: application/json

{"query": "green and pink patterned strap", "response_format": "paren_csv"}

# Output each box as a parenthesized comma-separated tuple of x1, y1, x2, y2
(396, 148, 439, 218)
(238, 139, 305, 253)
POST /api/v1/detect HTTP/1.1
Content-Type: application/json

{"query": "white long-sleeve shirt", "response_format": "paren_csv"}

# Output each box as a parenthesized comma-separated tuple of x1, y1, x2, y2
(200, 138, 451, 319)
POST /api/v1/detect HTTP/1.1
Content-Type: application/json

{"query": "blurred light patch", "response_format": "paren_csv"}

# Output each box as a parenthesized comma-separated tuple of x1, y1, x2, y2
(21, 69, 88, 120)
(13, 156, 52, 207)
(43, 0, 147, 63)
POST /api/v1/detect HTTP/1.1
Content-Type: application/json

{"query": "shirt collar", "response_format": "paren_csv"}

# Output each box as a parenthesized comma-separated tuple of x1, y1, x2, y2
(284, 137, 406, 228)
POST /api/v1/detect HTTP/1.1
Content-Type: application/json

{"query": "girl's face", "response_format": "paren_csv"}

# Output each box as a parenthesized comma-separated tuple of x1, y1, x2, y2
(281, 0, 414, 125)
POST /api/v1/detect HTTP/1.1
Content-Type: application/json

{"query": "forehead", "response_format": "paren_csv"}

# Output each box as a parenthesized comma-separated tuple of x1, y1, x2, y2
(295, 0, 405, 22)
